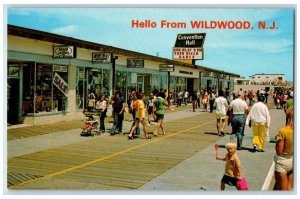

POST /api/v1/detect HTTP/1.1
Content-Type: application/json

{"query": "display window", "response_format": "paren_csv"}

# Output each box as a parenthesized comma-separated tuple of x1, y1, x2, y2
(22, 63, 68, 115)
(76, 67, 85, 110)
(80, 68, 111, 109)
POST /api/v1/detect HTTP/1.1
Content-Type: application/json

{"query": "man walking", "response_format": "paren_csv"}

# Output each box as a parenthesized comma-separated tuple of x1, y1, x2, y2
(229, 91, 249, 150)
(213, 90, 228, 136)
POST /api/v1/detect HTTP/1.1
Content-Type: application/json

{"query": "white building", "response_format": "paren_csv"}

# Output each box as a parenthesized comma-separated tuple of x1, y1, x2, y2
(250, 74, 285, 85)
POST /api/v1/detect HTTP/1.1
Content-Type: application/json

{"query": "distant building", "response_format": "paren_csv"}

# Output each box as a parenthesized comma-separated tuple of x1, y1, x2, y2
(233, 74, 292, 93)
(249, 74, 286, 86)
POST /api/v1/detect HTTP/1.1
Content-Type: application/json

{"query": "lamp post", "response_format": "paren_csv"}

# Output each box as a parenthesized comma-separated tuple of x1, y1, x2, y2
(112, 56, 118, 94)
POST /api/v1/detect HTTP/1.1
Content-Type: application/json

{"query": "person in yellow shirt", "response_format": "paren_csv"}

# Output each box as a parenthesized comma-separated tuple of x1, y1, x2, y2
(128, 93, 152, 140)
(274, 106, 293, 190)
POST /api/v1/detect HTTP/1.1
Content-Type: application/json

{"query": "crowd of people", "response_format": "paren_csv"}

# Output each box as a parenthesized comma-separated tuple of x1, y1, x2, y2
(214, 88, 293, 191)
(84, 86, 294, 191)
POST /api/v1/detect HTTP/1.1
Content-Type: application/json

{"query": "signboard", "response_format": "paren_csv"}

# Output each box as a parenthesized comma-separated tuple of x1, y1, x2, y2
(53, 72, 68, 97)
(8, 64, 19, 77)
(92, 52, 112, 63)
(173, 33, 206, 60)
(173, 47, 203, 60)
(174, 33, 206, 48)
(127, 58, 144, 68)
(159, 64, 174, 72)
(53, 65, 68, 72)
(53, 46, 75, 58)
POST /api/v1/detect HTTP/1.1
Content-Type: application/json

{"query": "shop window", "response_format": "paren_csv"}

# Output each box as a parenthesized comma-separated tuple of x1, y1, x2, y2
(116, 71, 127, 95)
(76, 67, 85, 110)
(35, 64, 68, 113)
(22, 63, 35, 114)
(21, 63, 69, 115)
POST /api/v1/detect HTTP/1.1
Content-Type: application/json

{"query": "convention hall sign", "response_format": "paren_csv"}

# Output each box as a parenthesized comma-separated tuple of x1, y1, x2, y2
(127, 58, 144, 68)
(159, 64, 174, 72)
(173, 33, 206, 60)
(53, 46, 76, 59)
(92, 52, 112, 63)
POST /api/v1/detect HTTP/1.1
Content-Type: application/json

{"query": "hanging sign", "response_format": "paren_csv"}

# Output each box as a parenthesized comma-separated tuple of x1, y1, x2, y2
(53, 72, 68, 97)
(92, 52, 112, 63)
(53, 46, 76, 58)
(159, 64, 174, 72)
(127, 58, 144, 68)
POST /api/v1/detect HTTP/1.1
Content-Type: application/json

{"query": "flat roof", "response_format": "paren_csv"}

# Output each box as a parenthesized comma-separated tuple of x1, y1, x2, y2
(7, 24, 240, 77)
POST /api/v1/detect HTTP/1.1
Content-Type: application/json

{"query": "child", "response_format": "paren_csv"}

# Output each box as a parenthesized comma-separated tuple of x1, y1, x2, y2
(216, 142, 243, 190)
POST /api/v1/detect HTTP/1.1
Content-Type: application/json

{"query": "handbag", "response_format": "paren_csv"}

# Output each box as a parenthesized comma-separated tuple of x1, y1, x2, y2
(237, 178, 249, 190)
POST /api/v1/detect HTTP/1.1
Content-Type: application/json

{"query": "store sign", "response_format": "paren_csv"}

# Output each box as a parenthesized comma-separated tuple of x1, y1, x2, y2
(53, 65, 68, 72)
(92, 52, 112, 63)
(173, 33, 206, 60)
(127, 58, 144, 68)
(173, 47, 203, 60)
(159, 64, 174, 72)
(53, 72, 68, 97)
(53, 46, 75, 58)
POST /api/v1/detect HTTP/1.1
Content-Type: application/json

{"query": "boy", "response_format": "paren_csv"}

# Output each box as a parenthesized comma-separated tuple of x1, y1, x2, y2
(216, 142, 243, 190)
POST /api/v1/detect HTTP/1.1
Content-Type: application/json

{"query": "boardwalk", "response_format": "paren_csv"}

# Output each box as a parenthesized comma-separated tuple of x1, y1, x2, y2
(6, 104, 286, 191)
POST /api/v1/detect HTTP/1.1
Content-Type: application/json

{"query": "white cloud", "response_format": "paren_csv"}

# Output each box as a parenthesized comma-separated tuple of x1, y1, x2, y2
(209, 38, 293, 53)
(51, 25, 78, 35)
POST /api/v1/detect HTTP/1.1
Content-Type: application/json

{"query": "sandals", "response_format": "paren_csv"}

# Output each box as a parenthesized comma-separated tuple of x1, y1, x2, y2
(145, 136, 152, 139)
(128, 135, 134, 140)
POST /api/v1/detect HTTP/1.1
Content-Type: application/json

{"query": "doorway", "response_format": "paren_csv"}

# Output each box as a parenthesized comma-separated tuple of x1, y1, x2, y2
(187, 78, 194, 93)
(7, 78, 20, 124)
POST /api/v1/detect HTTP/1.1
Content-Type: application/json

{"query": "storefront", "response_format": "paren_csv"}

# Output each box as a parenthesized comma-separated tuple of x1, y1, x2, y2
(7, 25, 239, 125)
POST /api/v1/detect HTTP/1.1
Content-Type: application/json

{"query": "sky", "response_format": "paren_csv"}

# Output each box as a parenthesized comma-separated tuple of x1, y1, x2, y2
(6, 7, 295, 81)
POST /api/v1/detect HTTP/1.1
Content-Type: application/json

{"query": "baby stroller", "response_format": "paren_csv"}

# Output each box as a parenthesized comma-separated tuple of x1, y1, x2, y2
(81, 110, 101, 136)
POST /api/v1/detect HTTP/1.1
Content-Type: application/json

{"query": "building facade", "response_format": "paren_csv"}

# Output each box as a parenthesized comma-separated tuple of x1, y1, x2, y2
(7, 25, 239, 125)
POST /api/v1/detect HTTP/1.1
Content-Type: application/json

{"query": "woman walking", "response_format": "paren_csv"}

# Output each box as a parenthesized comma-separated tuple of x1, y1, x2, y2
(246, 95, 271, 152)
(127, 93, 152, 139)
(274, 107, 293, 190)
(95, 95, 107, 132)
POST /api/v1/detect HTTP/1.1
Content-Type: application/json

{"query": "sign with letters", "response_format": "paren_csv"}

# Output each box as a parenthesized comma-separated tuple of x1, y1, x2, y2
(53, 72, 68, 97)
(53, 46, 76, 58)
(92, 52, 112, 63)
(127, 58, 144, 68)
(173, 47, 203, 60)
(53, 65, 68, 72)
(173, 33, 205, 60)
(159, 64, 174, 72)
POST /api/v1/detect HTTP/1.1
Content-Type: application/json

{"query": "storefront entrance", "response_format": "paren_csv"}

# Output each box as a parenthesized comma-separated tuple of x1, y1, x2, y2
(187, 78, 194, 93)
(7, 79, 20, 124)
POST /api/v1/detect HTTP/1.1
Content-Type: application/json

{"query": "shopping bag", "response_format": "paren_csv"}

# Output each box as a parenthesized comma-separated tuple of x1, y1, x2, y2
(237, 178, 249, 190)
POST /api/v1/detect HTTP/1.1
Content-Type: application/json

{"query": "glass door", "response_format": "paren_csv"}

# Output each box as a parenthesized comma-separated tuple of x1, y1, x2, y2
(7, 63, 20, 124)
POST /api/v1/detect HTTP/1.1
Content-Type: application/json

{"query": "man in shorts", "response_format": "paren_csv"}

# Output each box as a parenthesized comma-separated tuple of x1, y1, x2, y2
(214, 90, 229, 136)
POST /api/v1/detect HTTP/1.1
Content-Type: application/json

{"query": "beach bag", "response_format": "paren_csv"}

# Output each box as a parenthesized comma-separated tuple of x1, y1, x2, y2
(237, 178, 249, 190)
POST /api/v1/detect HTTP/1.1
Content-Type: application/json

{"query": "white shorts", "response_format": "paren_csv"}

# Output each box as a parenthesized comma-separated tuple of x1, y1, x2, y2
(274, 154, 293, 175)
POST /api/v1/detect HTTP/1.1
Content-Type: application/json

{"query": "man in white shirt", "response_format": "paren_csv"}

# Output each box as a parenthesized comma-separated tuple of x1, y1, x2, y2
(246, 95, 271, 152)
(213, 90, 228, 136)
(229, 91, 249, 150)
(184, 89, 189, 106)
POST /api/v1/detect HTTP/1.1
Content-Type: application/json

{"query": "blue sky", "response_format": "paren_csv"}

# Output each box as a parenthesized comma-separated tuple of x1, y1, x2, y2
(7, 7, 295, 81)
